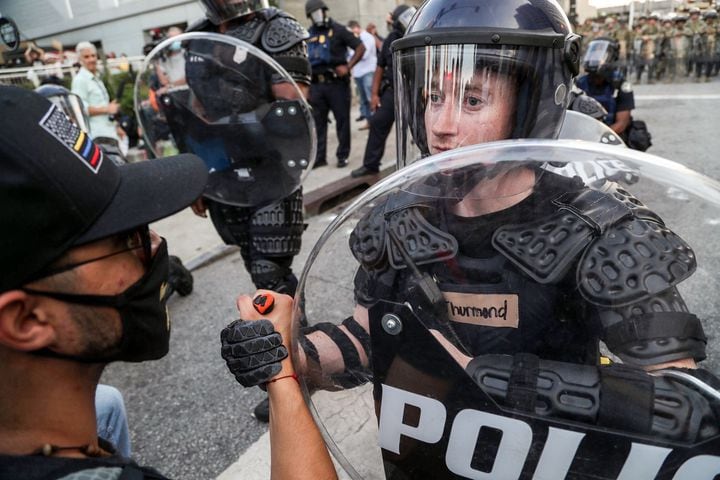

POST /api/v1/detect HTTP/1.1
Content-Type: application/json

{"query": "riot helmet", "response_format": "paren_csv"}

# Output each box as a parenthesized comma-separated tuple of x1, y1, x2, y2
(391, 5, 417, 34)
(34, 84, 91, 134)
(705, 9, 718, 20)
(393, 0, 581, 169)
(689, 7, 701, 17)
(199, 0, 270, 25)
(305, 0, 329, 27)
(582, 37, 619, 79)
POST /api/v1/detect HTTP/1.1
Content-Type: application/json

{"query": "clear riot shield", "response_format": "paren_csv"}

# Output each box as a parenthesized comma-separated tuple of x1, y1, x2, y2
(293, 140, 720, 480)
(554, 110, 637, 187)
(134, 32, 315, 207)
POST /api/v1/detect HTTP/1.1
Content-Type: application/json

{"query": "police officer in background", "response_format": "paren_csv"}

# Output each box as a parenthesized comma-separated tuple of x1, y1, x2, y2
(305, 0, 366, 168)
(351, 4, 416, 178)
(576, 37, 634, 139)
(186, 0, 311, 422)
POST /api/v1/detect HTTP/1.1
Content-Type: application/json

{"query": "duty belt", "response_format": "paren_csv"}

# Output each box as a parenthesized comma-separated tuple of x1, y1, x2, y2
(312, 71, 344, 83)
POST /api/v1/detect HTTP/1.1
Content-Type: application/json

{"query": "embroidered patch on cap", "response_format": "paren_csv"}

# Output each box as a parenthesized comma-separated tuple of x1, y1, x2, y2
(39, 105, 103, 173)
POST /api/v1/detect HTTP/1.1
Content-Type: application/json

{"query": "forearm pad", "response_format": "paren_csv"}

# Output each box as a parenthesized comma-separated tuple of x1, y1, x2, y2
(467, 354, 720, 442)
(220, 319, 288, 387)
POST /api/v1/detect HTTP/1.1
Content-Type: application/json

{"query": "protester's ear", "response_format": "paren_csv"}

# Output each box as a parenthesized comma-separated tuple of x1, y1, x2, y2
(0, 290, 56, 351)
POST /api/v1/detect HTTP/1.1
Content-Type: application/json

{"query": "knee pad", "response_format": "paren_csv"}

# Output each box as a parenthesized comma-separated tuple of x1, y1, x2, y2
(249, 259, 298, 295)
(249, 190, 304, 256)
(207, 201, 252, 248)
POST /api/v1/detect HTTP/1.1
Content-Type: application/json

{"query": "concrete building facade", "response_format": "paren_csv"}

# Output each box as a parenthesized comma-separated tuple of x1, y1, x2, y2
(0, 0, 416, 59)
(1, 0, 594, 62)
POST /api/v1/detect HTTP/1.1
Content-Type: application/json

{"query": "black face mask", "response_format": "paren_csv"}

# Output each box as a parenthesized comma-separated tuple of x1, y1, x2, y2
(24, 239, 171, 363)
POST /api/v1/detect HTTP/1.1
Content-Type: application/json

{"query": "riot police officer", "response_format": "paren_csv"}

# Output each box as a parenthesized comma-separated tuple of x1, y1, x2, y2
(185, 0, 312, 421)
(576, 38, 635, 138)
(305, 0, 366, 169)
(222, 0, 720, 475)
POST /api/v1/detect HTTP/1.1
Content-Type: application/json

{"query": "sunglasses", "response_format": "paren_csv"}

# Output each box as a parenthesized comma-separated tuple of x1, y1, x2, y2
(30, 225, 153, 281)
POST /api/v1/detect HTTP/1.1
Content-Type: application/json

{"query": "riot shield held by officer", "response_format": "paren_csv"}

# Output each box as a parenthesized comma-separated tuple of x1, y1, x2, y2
(221, 0, 720, 478)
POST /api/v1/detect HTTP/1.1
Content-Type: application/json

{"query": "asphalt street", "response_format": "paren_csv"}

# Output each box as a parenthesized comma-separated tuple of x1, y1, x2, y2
(102, 78, 720, 479)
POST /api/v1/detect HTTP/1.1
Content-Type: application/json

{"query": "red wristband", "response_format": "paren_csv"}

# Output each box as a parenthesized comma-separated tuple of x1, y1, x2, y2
(266, 373, 299, 385)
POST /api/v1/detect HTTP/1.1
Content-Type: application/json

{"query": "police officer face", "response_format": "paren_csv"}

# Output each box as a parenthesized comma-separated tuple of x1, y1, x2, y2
(425, 68, 518, 154)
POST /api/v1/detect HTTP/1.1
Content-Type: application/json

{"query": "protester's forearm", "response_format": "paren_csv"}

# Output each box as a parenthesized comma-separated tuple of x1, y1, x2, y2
(268, 372, 337, 480)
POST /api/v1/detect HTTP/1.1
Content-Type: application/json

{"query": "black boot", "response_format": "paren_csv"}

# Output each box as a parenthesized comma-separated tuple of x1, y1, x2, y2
(167, 255, 194, 298)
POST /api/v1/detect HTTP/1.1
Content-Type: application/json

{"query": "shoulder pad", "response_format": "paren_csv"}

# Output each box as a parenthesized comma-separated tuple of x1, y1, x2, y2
(349, 203, 388, 269)
(225, 15, 266, 45)
(578, 216, 696, 308)
(493, 208, 596, 284)
(492, 182, 661, 285)
(349, 194, 458, 270)
(262, 12, 309, 53)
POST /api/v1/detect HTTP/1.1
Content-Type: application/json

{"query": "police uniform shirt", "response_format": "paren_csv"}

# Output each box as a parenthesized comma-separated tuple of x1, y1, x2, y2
(587, 79, 633, 110)
(378, 29, 402, 87)
(309, 19, 362, 74)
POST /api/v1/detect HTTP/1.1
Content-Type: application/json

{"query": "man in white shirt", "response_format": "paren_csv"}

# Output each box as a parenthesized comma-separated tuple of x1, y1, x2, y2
(71, 41, 120, 141)
(348, 20, 377, 129)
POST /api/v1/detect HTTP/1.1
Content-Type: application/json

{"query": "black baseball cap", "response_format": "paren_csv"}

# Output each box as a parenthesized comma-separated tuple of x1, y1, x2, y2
(0, 86, 208, 292)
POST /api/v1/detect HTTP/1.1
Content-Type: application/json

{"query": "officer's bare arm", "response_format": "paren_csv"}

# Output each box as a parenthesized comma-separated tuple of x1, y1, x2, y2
(610, 109, 631, 134)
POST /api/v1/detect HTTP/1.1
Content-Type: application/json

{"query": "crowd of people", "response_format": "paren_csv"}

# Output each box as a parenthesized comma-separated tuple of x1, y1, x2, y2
(576, 8, 720, 83)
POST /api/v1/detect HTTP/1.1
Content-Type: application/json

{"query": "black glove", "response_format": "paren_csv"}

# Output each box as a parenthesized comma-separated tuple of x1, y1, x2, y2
(221, 319, 288, 387)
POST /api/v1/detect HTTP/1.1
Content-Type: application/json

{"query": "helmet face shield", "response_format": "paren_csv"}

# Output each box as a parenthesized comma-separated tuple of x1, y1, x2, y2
(309, 9, 326, 27)
(582, 39, 616, 73)
(395, 43, 569, 168)
(395, 6, 417, 33)
(392, 0, 580, 170)
(200, 0, 269, 25)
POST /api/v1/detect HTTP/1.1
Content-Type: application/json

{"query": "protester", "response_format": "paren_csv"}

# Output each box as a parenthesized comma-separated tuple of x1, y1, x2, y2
(71, 41, 120, 141)
(347, 20, 377, 129)
(0, 86, 336, 480)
